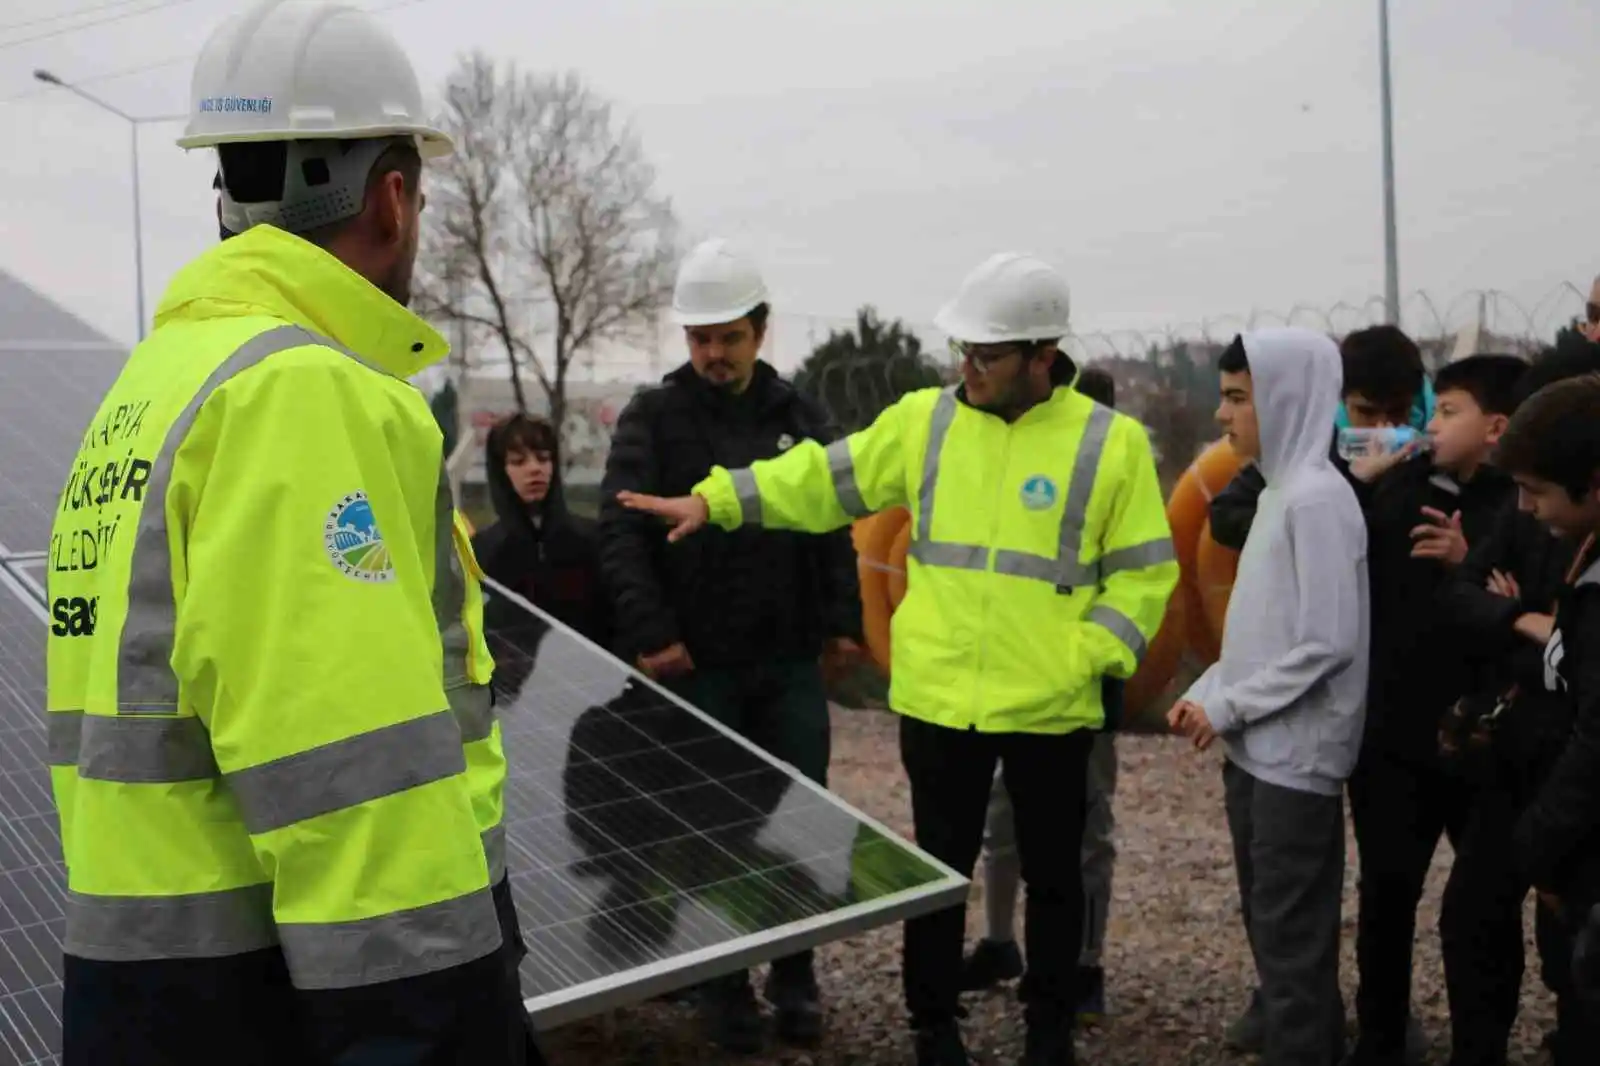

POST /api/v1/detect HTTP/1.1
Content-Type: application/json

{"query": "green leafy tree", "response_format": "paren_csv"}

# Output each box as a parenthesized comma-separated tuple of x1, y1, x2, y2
(793, 306, 945, 433)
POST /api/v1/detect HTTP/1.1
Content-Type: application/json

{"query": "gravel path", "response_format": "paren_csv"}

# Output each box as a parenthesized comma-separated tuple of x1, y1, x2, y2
(542, 707, 1560, 1065)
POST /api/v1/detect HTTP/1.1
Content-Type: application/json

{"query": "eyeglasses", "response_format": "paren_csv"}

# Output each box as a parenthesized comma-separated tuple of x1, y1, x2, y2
(949, 338, 1030, 370)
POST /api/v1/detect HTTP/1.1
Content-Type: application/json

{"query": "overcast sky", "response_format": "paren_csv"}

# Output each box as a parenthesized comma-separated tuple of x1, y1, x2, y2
(0, 0, 1595, 363)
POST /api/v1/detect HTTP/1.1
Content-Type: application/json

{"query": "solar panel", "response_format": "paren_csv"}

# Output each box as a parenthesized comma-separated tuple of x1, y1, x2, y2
(0, 558, 63, 1066)
(481, 584, 966, 1026)
(0, 347, 128, 553)
(0, 540, 964, 1053)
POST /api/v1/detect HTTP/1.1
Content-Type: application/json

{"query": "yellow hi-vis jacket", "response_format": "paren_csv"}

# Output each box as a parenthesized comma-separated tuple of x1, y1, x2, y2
(45, 224, 506, 989)
(694, 385, 1179, 733)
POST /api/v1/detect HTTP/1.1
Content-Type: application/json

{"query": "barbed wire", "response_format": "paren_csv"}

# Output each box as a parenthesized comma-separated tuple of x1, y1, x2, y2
(749, 283, 1591, 374)
(776, 284, 1591, 439)
(454, 283, 1593, 478)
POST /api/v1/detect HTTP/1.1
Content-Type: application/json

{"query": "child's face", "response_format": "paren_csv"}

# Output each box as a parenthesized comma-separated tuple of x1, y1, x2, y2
(504, 446, 554, 504)
(1513, 473, 1600, 540)
(1427, 388, 1507, 474)
(1343, 389, 1414, 429)
(1216, 370, 1261, 461)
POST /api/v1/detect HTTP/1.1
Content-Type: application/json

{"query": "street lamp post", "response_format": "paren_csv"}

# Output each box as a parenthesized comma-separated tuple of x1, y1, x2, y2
(1378, 0, 1400, 326)
(33, 69, 184, 344)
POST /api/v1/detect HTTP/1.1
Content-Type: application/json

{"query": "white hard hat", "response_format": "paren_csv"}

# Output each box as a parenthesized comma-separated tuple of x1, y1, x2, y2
(671, 238, 770, 327)
(177, 0, 452, 160)
(934, 252, 1071, 345)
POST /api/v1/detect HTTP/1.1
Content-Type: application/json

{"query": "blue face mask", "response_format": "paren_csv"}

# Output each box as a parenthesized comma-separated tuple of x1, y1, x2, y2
(1333, 376, 1434, 431)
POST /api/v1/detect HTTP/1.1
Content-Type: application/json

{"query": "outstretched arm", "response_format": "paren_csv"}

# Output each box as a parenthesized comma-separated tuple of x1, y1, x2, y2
(618, 392, 918, 537)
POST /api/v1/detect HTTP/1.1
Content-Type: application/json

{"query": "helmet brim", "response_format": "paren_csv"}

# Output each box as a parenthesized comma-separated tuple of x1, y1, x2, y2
(935, 305, 1066, 345)
(177, 125, 455, 160)
(670, 298, 767, 328)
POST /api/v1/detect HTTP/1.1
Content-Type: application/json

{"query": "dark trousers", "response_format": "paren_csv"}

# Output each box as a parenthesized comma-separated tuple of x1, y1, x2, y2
(1538, 901, 1600, 1065)
(1224, 759, 1346, 1066)
(898, 715, 1093, 1028)
(1347, 748, 1468, 1054)
(1438, 788, 1526, 1066)
(64, 877, 539, 1066)
(670, 655, 831, 988)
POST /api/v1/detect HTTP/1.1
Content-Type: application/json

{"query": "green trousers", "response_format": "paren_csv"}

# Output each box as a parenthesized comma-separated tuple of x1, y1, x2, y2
(668, 655, 832, 989)
(670, 656, 832, 789)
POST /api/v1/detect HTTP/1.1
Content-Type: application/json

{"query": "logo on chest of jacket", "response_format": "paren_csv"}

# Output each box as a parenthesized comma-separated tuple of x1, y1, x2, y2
(1019, 475, 1058, 511)
(776, 433, 795, 451)
(324, 491, 396, 583)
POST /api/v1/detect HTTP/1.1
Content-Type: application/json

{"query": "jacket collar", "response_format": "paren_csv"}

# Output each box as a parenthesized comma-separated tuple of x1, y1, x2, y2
(152, 224, 449, 378)
(664, 359, 791, 412)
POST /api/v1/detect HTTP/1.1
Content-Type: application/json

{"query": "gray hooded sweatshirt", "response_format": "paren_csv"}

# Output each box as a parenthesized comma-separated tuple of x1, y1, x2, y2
(1184, 328, 1370, 796)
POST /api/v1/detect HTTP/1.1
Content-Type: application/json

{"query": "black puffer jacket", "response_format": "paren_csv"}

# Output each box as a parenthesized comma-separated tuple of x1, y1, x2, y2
(598, 361, 863, 668)
(1361, 457, 1514, 760)
(1440, 497, 1577, 799)
(472, 431, 612, 651)
(1516, 546, 1600, 909)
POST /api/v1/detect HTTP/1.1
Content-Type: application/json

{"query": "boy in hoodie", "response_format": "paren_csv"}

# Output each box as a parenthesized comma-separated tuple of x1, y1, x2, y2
(1344, 354, 1526, 1066)
(1209, 324, 1429, 552)
(1169, 329, 1370, 1066)
(473, 414, 613, 652)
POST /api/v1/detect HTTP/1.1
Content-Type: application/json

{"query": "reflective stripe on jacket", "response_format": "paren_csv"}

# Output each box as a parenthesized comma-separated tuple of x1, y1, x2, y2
(45, 224, 505, 990)
(694, 384, 1178, 734)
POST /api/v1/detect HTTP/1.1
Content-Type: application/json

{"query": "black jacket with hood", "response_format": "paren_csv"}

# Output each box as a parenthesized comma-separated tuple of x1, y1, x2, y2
(472, 432, 613, 651)
(598, 361, 863, 668)
(1516, 544, 1600, 908)
(1360, 455, 1514, 761)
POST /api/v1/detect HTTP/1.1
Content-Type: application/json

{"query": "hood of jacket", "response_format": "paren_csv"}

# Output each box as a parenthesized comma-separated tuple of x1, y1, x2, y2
(1243, 327, 1343, 485)
(484, 422, 570, 541)
(153, 223, 448, 379)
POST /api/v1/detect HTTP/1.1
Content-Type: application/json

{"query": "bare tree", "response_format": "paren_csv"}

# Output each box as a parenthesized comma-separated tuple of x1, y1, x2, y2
(418, 52, 677, 439)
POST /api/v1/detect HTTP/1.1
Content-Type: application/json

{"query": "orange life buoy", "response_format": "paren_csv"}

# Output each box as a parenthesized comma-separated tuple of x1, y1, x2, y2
(1195, 516, 1241, 653)
(853, 507, 909, 673)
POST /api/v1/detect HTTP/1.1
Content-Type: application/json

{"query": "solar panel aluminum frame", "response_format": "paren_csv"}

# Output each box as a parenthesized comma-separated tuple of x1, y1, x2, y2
(0, 554, 46, 614)
(479, 578, 971, 1029)
(0, 548, 46, 621)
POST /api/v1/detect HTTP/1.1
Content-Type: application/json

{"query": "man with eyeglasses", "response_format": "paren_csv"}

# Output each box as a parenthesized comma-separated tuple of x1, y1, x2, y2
(614, 252, 1178, 1066)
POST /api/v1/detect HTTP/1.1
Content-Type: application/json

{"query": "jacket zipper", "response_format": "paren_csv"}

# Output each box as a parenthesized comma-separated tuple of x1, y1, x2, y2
(971, 422, 1011, 729)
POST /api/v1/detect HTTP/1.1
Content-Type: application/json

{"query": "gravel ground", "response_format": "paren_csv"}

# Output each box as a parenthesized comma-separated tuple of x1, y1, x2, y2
(542, 706, 1560, 1065)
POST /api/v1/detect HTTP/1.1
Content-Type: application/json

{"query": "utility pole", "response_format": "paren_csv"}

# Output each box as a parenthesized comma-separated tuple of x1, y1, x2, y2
(1378, 0, 1401, 325)
(34, 69, 185, 344)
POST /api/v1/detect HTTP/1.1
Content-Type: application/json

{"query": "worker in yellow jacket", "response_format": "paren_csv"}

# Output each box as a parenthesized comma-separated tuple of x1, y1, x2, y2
(619, 252, 1179, 1066)
(46, 3, 534, 1064)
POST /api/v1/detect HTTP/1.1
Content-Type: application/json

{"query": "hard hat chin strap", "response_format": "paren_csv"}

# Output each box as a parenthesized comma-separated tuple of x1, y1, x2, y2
(217, 135, 411, 237)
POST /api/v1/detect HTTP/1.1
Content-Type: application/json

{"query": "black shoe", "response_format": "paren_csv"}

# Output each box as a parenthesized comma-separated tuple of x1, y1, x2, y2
(1223, 989, 1264, 1052)
(1341, 1042, 1405, 1066)
(764, 967, 823, 1048)
(698, 975, 763, 1054)
(959, 938, 1025, 991)
(914, 1021, 972, 1066)
(1021, 1012, 1077, 1066)
(1074, 966, 1106, 1025)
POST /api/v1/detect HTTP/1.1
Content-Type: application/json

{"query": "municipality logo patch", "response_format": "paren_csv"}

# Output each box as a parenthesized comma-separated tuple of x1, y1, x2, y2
(1019, 475, 1058, 511)
(323, 491, 395, 583)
